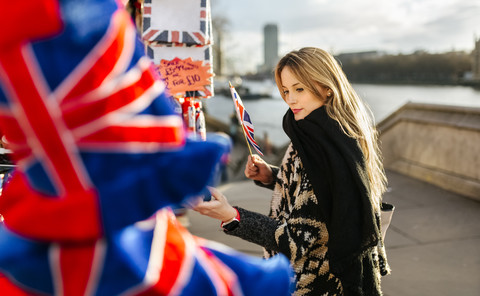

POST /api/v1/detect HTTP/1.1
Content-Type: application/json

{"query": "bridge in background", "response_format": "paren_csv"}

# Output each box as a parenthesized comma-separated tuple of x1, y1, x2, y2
(377, 102, 480, 202)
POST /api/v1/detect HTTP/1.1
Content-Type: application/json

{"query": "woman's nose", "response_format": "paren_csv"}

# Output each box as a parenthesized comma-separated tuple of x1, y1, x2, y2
(285, 95, 296, 105)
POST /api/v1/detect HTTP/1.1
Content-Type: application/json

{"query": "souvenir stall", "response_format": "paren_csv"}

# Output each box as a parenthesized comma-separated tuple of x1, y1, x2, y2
(136, 0, 214, 141)
(135, 0, 216, 220)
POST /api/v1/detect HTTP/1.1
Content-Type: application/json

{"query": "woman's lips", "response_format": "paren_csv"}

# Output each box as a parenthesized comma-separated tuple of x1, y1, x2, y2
(292, 108, 302, 114)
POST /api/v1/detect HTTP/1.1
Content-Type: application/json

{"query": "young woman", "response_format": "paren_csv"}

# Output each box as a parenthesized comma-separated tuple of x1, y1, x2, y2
(194, 47, 390, 295)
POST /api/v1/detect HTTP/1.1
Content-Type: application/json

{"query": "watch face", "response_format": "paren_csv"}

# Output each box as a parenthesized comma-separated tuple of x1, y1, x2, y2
(222, 219, 240, 231)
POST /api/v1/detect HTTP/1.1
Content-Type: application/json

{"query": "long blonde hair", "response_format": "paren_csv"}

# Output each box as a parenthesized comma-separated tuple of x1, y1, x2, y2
(274, 47, 387, 210)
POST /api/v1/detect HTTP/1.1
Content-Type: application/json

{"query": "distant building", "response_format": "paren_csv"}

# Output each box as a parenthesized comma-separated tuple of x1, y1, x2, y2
(258, 24, 278, 74)
(473, 38, 480, 81)
(264, 24, 278, 70)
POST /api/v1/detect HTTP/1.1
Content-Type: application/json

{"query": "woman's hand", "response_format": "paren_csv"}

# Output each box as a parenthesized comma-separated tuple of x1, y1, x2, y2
(191, 187, 237, 222)
(244, 154, 273, 185)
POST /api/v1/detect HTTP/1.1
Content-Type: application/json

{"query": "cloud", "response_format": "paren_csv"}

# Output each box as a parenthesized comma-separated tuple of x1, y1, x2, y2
(212, 0, 480, 73)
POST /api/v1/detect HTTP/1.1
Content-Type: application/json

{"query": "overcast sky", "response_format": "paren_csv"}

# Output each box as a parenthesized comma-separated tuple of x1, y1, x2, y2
(211, 0, 480, 74)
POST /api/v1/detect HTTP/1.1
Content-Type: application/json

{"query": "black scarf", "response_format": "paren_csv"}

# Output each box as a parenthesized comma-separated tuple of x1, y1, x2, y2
(283, 106, 380, 292)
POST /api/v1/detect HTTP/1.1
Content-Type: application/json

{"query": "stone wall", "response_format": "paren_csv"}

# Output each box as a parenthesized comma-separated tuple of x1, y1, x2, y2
(377, 102, 480, 201)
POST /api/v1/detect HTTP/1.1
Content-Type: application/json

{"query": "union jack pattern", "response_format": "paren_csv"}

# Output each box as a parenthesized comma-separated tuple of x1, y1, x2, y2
(0, 6, 196, 241)
(142, 0, 212, 45)
(0, 207, 292, 296)
(230, 85, 264, 156)
(0, 0, 291, 295)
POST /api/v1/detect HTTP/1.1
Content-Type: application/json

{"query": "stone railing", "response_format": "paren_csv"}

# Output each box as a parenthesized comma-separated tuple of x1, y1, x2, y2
(377, 102, 480, 201)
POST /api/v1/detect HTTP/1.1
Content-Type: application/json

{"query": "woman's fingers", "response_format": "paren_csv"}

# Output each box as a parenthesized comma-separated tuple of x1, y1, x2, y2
(192, 187, 237, 221)
(192, 198, 221, 215)
(245, 155, 260, 178)
(251, 154, 263, 164)
(208, 186, 224, 201)
(193, 187, 222, 212)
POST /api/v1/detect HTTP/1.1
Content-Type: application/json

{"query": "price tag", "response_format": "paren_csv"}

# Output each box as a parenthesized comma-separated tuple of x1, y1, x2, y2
(157, 57, 212, 96)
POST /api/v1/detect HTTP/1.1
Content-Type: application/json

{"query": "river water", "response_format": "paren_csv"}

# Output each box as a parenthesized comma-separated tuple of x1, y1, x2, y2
(203, 83, 480, 146)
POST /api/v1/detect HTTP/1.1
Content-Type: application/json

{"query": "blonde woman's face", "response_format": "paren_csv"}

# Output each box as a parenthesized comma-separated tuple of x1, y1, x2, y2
(280, 67, 326, 120)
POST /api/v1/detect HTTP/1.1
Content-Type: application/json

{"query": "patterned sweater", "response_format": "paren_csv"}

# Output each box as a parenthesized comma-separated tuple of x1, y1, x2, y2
(225, 144, 385, 295)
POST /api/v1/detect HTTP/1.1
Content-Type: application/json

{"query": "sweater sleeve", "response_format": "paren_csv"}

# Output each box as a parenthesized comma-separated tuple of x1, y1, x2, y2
(253, 165, 279, 190)
(226, 200, 326, 261)
(224, 206, 280, 251)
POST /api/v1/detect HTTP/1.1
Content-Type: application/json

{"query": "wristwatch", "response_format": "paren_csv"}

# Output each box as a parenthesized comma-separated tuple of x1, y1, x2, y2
(221, 209, 240, 231)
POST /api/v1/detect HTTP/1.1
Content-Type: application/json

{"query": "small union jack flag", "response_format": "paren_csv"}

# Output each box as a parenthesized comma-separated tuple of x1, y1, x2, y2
(230, 84, 264, 156)
(0, 1, 291, 295)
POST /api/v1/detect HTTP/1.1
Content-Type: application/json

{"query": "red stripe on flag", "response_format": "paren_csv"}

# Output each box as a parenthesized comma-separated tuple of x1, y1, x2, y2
(243, 126, 253, 141)
(171, 31, 179, 43)
(143, 29, 158, 41)
(77, 125, 185, 150)
(200, 248, 239, 296)
(62, 68, 156, 130)
(236, 103, 244, 121)
(1, 0, 62, 47)
(59, 243, 100, 295)
(137, 212, 188, 295)
(193, 32, 205, 44)
(203, 87, 212, 97)
(0, 173, 103, 240)
(200, 10, 206, 18)
(143, 6, 151, 15)
(61, 11, 129, 105)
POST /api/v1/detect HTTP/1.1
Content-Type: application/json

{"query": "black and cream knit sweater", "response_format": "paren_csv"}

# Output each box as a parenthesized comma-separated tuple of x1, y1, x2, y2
(224, 144, 387, 296)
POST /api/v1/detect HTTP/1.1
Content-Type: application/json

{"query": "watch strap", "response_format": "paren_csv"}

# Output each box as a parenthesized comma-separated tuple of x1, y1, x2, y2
(221, 208, 240, 231)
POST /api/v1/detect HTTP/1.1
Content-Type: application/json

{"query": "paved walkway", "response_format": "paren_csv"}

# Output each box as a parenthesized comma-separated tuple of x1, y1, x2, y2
(187, 170, 480, 296)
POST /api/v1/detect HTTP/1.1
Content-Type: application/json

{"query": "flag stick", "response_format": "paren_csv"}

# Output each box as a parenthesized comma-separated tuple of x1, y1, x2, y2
(241, 125, 254, 157)
(229, 82, 253, 157)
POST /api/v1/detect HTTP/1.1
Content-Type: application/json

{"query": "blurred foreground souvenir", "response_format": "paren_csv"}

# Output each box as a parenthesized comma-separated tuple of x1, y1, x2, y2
(0, 0, 292, 295)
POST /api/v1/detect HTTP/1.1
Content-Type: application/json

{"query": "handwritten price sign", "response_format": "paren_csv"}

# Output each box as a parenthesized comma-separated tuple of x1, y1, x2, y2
(157, 57, 212, 96)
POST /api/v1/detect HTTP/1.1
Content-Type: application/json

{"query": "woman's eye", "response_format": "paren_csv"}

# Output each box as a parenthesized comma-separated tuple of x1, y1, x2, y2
(283, 90, 289, 95)
(296, 88, 304, 92)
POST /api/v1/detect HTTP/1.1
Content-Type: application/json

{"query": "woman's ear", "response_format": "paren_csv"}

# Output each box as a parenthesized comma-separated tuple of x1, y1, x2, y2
(326, 89, 333, 98)
(316, 85, 332, 101)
